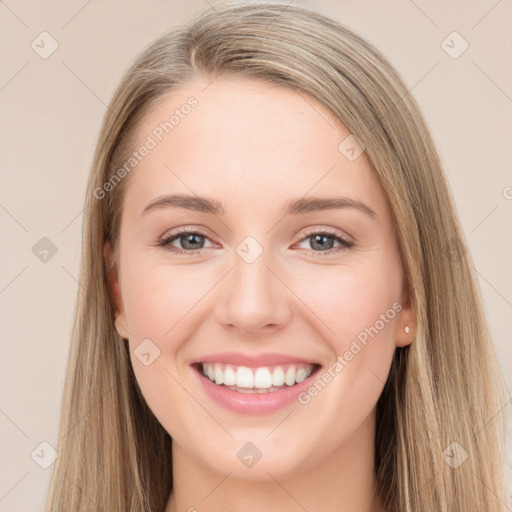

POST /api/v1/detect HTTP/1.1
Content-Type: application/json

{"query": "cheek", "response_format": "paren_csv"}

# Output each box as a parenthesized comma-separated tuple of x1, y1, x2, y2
(120, 260, 212, 440)
(122, 258, 207, 341)
(296, 261, 401, 351)
(290, 262, 401, 439)
(292, 260, 401, 412)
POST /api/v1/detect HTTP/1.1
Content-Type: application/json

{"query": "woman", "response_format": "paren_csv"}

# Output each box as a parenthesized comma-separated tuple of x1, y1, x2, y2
(44, 3, 510, 511)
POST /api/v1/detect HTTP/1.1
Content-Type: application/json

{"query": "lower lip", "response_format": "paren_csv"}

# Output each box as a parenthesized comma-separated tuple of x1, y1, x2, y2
(193, 365, 320, 414)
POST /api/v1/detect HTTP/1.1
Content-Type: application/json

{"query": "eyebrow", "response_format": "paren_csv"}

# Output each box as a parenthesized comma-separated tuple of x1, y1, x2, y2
(141, 194, 376, 219)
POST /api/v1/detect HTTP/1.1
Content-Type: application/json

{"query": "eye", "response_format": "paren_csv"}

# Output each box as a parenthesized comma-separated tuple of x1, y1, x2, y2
(158, 228, 215, 254)
(158, 227, 354, 256)
(295, 228, 354, 255)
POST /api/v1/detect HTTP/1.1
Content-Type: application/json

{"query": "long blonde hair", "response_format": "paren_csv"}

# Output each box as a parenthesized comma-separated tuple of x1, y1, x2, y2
(45, 3, 510, 510)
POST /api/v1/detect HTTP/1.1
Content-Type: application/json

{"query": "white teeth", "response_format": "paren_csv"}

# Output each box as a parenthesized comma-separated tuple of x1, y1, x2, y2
(296, 367, 307, 383)
(200, 362, 315, 391)
(223, 366, 236, 386)
(236, 366, 254, 388)
(272, 366, 285, 387)
(254, 367, 272, 388)
(284, 366, 296, 386)
(214, 364, 224, 385)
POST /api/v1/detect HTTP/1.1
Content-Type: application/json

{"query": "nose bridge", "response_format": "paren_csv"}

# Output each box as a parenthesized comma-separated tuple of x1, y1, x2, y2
(215, 240, 291, 334)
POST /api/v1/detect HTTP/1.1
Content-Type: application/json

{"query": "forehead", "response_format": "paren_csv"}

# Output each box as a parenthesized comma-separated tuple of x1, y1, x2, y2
(124, 75, 387, 222)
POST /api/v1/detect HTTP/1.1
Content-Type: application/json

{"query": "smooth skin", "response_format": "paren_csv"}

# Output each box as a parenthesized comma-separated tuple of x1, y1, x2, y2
(105, 75, 415, 512)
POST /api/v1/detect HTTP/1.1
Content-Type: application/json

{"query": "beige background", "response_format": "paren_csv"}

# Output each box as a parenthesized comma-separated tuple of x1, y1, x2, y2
(1, 1, 511, 510)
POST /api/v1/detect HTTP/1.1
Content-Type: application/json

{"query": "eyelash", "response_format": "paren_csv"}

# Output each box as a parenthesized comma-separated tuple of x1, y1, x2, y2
(157, 227, 354, 256)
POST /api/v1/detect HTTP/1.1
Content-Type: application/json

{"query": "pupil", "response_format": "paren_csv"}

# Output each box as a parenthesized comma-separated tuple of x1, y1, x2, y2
(311, 234, 333, 251)
(183, 233, 203, 249)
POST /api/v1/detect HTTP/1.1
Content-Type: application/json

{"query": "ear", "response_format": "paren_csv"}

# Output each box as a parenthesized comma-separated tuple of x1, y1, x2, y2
(395, 287, 415, 348)
(104, 242, 129, 339)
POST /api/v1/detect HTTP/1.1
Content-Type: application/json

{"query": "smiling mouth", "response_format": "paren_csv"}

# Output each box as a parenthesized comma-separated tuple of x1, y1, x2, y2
(193, 362, 322, 393)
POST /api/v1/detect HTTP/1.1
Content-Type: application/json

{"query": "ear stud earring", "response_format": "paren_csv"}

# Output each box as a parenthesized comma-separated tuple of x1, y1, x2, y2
(404, 326, 411, 334)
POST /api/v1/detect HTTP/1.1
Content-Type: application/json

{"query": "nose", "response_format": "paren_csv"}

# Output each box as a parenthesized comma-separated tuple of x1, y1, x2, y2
(215, 250, 292, 338)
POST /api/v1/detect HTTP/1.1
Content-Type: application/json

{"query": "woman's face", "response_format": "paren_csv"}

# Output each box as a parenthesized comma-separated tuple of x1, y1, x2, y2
(107, 75, 414, 481)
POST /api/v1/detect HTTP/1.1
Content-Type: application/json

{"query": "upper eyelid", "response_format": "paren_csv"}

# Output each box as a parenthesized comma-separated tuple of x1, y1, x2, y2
(160, 226, 351, 242)
(161, 227, 214, 242)
(300, 226, 352, 241)
(160, 227, 352, 250)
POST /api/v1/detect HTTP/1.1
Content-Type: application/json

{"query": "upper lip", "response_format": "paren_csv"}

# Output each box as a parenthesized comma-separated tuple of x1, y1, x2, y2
(193, 352, 321, 368)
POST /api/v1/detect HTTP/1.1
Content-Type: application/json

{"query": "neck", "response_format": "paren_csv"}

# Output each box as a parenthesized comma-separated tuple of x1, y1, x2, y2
(165, 409, 384, 512)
